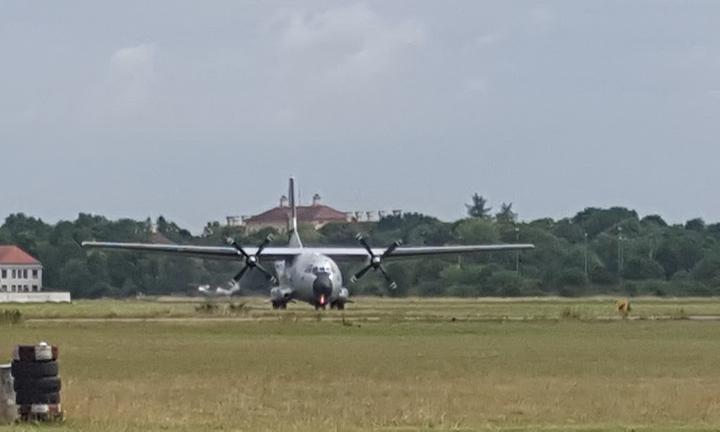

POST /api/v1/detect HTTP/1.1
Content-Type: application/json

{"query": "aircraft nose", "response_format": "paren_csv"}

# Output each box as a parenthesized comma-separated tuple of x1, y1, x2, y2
(313, 274, 333, 304)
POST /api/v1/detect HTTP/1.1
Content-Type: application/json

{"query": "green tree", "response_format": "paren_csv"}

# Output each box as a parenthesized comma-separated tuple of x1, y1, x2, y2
(495, 203, 517, 225)
(466, 193, 492, 219)
(623, 257, 665, 280)
(572, 207, 638, 237)
(685, 218, 706, 232)
(487, 271, 525, 297)
(453, 218, 499, 244)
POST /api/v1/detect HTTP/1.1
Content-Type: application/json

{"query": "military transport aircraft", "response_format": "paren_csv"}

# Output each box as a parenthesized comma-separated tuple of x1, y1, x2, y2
(82, 178, 534, 310)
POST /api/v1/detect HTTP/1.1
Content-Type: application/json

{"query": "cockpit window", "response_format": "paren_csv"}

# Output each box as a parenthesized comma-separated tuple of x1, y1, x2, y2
(312, 265, 331, 275)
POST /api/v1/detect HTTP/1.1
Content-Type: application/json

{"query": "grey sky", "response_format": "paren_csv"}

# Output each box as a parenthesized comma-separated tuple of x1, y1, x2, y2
(1, 1, 719, 233)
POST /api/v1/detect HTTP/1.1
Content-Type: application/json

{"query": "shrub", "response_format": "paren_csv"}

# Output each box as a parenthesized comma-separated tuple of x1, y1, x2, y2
(0, 309, 23, 325)
(487, 271, 524, 297)
(589, 265, 617, 285)
(195, 303, 219, 314)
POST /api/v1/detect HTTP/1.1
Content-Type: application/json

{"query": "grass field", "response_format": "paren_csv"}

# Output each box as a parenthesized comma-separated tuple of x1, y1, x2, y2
(8, 296, 720, 321)
(2, 298, 720, 431)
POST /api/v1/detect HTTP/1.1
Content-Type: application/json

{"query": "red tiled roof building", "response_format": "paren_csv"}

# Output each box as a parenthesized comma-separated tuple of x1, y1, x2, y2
(0, 246, 43, 292)
(239, 194, 350, 233)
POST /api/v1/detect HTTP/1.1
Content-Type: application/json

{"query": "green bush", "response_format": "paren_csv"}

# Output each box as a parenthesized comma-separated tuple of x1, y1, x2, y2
(0, 309, 23, 325)
(487, 271, 525, 297)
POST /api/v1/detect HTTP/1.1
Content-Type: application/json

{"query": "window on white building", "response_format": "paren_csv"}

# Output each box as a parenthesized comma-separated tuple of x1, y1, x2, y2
(1, 269, 6, 278)
(32, 285, 38, 291)
(11, 269, 16, 278)
(32, 269, 38, 278)
(1, 285, 5, 291)
(23, 269, 28, 278)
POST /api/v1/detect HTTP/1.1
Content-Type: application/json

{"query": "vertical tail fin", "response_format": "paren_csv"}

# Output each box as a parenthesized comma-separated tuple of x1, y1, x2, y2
(288, 177, 303, 248)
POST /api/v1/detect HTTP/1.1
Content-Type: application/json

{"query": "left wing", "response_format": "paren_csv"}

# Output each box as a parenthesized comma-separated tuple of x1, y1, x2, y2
(82, 241, 534, 261)
(81, 241, 300, 261)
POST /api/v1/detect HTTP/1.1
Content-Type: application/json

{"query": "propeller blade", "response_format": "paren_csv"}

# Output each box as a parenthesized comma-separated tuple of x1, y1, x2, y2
(351, 264, 373, 283)
(254, 263, 277, 283)
(232, 266, 249, 282)
(381, 240, 402, 259)
(353, 235, 400, 288)
(356, 234, 375, 257)
(256, 235, 273, 256)
(229, 240, 250, 259)
(377, 265, 397, 289)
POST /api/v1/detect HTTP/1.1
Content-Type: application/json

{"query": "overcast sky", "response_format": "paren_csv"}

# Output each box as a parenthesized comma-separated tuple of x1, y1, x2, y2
(1, 1, 719, 233)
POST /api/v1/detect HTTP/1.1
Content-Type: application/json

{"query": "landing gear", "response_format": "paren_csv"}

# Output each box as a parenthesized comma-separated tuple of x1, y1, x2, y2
(272, 301, 287, 310)
(330, 301, 345, 310)
(314, 294, 329, 310)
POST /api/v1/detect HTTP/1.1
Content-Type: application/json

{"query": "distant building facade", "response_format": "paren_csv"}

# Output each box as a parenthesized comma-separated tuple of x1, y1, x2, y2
(226, 193, 403, 233)
(0, 246, 43, 292)
(231, 194, 348, 233)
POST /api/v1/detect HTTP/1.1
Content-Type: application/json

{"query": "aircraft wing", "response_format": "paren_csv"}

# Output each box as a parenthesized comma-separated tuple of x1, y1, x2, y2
(82, 241, 534, 261)
(312, 244, 535, 260)
(81, 241, 301, 261)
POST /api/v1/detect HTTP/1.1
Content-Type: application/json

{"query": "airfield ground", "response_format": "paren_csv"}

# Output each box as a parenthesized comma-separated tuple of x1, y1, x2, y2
(2, 297, 720, 431)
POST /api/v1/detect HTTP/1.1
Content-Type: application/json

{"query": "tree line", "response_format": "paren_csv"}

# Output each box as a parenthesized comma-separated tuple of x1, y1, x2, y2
(2, 197, 720, 298)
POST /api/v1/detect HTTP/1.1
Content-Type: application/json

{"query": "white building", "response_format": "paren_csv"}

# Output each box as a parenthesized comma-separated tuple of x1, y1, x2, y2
(0, 246, 43, 292)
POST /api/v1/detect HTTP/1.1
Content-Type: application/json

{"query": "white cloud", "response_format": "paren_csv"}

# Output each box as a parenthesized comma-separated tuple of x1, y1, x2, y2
(106, 43, 156, 112)
(274, 3, 424, 85)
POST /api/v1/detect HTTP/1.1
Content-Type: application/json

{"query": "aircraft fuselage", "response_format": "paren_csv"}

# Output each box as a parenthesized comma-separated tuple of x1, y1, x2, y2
(270, 252, 349, 309)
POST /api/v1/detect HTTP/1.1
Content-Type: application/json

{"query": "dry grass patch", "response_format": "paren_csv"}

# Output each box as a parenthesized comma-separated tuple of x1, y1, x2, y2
(0, 316, 719, 430)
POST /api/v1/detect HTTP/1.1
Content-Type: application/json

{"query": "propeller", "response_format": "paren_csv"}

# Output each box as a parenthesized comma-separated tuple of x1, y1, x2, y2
(350, 234, 401, 289)
(227, 235, 277, 285)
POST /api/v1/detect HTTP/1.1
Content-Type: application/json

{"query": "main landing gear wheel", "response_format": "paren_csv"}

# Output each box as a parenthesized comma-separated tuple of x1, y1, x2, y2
(272, 301, 288, 310)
